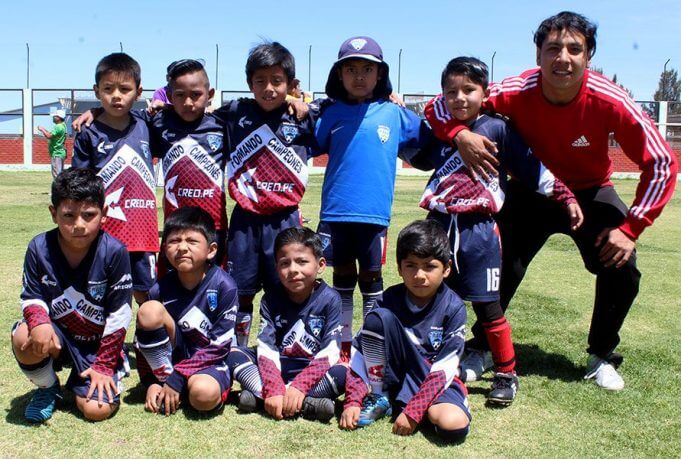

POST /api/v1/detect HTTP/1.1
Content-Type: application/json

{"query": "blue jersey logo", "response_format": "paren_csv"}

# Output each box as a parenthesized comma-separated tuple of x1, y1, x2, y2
(308, 317, 324, 337)
(428, 329, 443, 350)
(377, 125, 390, 144)
(281, 124, 299, 143)
(88, 282, 107, 302)
(207, 291, 218, 311)
(140, 141, 151, 160)
(206, 134, 223, 152)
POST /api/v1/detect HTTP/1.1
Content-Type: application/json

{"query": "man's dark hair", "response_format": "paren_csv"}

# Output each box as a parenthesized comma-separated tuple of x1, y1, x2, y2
(245, 41, 295, 83)
(95, 53, 141, 87)
(396, 220, 451, 266)
(162, 206, 217, 246)
(274, 227, 324, 260)
(534, 11, 598, 59)
(441, 56, 489, 90)
(51, 168, 105, 208)
(166, 59, 209, 91)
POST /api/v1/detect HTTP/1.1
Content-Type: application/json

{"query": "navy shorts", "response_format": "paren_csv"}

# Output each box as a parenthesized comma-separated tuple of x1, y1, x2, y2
(429, 212, 501, 302)
(317, 221, 387, 271)
(130, 251, 157, 292)
(172, 327, 230, 395)
(12, 320, 126, 405)
(227, 206, 301, 296)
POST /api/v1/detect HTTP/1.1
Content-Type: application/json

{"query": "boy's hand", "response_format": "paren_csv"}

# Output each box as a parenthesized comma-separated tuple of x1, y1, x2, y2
(72, 108, 102, 133)
(454, 130, 499, 181)
(264, 395, 284, 420)
(339, 406, 360, 430)
(147, 99, 166, 115)
(287, 98, 309, 121)
(595, 227, 636, 268)
(144, 384, 163, 413)
(22, 323, 61, 356)
(282, 386, 305, 418)
(388, 92, 406, 107)
(392, 412, 417, 436)
(81, 367, 118, 406)
(158, 384, 181, 416)
(567, 202, 584, 231)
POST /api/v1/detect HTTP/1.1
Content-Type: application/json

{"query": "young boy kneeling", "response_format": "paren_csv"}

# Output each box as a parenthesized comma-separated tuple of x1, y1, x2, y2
(227, 227, 345, 422)
(340, 220, 470, 442)
(134, 207, 238, 415)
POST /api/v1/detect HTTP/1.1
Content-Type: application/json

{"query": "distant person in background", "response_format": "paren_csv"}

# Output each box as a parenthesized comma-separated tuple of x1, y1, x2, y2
(287, 78, 313, 104)
(38, 109, 67, 178)
(151, 63, 172, 106)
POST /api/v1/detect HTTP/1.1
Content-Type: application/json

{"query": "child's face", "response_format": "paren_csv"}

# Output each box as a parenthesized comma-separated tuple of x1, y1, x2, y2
(276, 243, 326, 303)
(248, 65, 291, 112)
(49, 199, 105, 253)
(398, 254, 451, 307)
(164, 229, 217, 273)
(170, 70, 214, 123)
(442, 74, 489, 124)
(94, 71, 142, 119)
(339, 59, 381, 103)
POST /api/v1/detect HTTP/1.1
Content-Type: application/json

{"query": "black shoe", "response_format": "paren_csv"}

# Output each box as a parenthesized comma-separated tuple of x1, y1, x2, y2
(238, 390, 262, 413)
(487, 372, 518, 406)
(301, 397, 335, 422)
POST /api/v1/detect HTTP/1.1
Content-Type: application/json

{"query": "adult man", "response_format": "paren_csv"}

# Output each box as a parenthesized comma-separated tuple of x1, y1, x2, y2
(38, 109, 67, 178)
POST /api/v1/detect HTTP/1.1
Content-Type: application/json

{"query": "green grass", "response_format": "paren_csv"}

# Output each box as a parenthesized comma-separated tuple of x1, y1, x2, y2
(0, 172, 679, 457)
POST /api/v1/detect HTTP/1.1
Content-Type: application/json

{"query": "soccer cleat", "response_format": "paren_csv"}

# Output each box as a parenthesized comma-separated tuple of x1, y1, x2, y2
(487, 372, 519, 406)
(24, 382, 62, 423)
(301, 397, 335, 422)
(238, 389, 262, 413)
(584, 354, 624, 391)
(357, 394, 392, 427)
(459, 348, 493, 382)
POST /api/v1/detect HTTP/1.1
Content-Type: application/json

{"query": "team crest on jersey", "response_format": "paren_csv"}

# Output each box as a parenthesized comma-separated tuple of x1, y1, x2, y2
(206, 134, 223, 152)
(308, 317, 325, 337)
(88, 281, 107, 302)
(281, 124, 299, 143)
(428, 328, 443, 350)
(350, 38, 367, 50)
(140, 141, 151, 160)
(207, 290, 218, 312)
(377, 125, 390, 144)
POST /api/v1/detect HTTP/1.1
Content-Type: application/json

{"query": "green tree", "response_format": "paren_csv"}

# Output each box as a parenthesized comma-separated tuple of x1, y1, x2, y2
(652, 68, 681, 117)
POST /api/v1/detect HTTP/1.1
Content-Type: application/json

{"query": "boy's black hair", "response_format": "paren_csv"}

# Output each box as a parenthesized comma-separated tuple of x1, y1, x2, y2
(51, 167, 105, 209)
(95, 53, 141, 87)
(162, 206, 217, 246)
(396, 220, 451, 266)
(245, 42, 295, 84)
(274, 227, 324, 260)
(325, 61, 392, 101)
(534, 11, 598, 59)
(441, 57, 489, 90)
(166, 59, 209, 91)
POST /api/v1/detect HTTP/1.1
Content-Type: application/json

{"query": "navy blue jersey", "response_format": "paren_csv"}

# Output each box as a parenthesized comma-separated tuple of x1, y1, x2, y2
(214, 100, 318, 216)
(145, 265, 238, 389)
(72, 118, 159, 252)
(20, 229, 133, 376)
(256, 280, 342, 397)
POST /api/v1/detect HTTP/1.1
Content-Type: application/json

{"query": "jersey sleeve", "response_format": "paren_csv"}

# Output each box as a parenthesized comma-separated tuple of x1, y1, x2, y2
(165, 276, 238, 392)
(256, 296, 286, 398)
(402, 300, 467, 424)
(71, 130, 93, 169)
(20, 239, 51, 330)
(91, 246, 133, 376)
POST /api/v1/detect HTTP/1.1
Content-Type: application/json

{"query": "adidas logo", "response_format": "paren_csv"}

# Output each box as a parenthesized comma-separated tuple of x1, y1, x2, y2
(571, 135, 590, 147)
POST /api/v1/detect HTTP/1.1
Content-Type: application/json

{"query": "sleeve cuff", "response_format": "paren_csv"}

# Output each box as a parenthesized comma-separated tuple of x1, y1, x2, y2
(619, 216, 646, 241)
(165, 370, 187, 393)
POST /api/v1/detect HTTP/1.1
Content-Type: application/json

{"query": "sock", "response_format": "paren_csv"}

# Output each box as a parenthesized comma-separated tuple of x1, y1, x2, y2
(334, 274, 357, 356)
(135, 327, 174, 382)
(307, 365, 346, 398)
(359, 277, 383, 319)
(361, 313, 386, 396)
(18, 357, 57, 388)
(235, 311, 253, 347)
(483, 317, 516, 374)
(227, 350, 263, 398)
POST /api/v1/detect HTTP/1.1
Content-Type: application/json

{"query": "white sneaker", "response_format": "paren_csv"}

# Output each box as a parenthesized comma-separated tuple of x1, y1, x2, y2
(584, 354, 624, 391)
(459, 348, 493, 382)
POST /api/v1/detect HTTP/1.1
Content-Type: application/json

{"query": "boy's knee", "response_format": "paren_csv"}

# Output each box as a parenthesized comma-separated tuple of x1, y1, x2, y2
(363, 308, 397, 333)
(77, 397, 117, 422)
(188, 375, 222, 411)
(11, 322, 30, 351)
(428, 403, 470, 432)
(136, 301, 166, 330)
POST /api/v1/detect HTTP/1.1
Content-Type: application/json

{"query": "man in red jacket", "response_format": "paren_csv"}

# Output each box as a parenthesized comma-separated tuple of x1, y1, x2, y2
(425, 11, 677, 390)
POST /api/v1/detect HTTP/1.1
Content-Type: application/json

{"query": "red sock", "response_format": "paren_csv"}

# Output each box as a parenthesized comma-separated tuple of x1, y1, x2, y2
(483, 317, 516, 374)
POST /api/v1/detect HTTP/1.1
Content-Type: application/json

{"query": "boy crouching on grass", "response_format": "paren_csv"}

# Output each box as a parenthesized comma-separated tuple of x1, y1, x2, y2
(12, 168, 132, 423)
(341, 220, 470, 442)
(134, 207, 238, 416)
(227, 227, 346, 422)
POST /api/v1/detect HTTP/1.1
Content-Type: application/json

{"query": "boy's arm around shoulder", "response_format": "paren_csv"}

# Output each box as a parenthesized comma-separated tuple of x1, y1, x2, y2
(71, 129, 93, 169)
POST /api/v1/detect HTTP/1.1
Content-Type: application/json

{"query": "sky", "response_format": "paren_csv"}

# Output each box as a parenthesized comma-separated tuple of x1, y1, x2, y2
(0, 0, 679, 102)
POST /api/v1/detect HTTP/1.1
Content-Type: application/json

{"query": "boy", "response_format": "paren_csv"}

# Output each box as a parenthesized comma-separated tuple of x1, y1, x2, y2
(315, 36, 427, 358)
(415, 57, 581, 404)
(212, 42, 320, 346)
(227, 227, 345, 422)
(134, 207, 238, 416)
(38, 109, 67, 178)
(11, 168, 132, 423)
(340, 220, 470, 442)
(72, 53, 159, 305)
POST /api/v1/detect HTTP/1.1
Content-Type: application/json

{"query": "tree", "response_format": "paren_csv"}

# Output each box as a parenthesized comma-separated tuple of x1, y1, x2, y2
(652, 68, 681, 116)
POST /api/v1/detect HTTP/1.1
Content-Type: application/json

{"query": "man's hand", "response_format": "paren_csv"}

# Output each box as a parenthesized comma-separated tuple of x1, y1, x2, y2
(144, 384, 163, 413)
(392, 412, 418, 436)
(282, 386, 305, 418)
(287, 98, 309, 121)
(81, 367, 118, 406)
(339, 406, 360, 430)
(21, 323, 60, 356)
(72, 108, 102, 133)
(567, 202, 584, 231)
(264, 395, 284, 420)
(595, 227, 636, 268)
(453, 129, 499, 181)
(158, 383, 181, 416)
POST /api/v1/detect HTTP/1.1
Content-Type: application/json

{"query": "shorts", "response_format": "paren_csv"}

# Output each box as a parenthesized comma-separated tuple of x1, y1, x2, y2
(172, 326, 231, 394)
(429, 212, 501, 302)
(317, 221, 387, 270)
(227, 206, 301, 296)
(130, 251, 157, 292)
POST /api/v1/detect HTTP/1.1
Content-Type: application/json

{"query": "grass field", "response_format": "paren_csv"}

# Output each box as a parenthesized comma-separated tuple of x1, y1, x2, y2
(0, 172, 679, 457)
